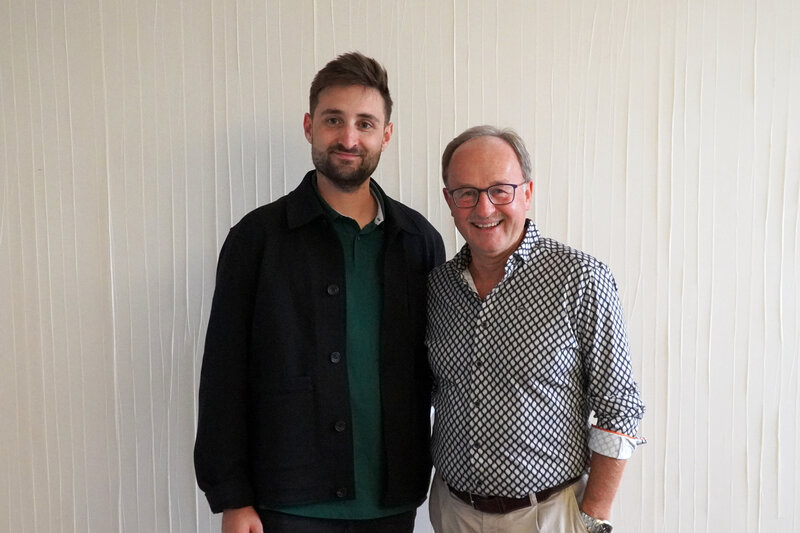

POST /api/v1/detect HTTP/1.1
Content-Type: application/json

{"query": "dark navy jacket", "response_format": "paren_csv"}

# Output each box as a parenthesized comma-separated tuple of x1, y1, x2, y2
(194, 171, 445, 513)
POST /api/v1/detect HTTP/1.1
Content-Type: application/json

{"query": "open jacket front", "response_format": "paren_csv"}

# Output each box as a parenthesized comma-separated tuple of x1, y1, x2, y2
(194, 171, 446, 513)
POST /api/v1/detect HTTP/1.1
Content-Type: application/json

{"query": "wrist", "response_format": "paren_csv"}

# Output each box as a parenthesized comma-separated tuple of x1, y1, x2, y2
(579, 501, 610, 521)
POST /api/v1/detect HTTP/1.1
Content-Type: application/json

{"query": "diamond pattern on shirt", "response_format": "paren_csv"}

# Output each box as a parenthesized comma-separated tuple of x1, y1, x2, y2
(427, 221, 645, 498)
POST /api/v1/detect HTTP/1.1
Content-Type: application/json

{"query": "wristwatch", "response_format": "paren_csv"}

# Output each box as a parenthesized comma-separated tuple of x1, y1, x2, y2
(580, 510, 613, 533)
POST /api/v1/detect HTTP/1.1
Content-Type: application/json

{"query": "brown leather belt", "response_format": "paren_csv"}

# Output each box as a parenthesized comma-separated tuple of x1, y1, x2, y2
(447, 476, 580, 514)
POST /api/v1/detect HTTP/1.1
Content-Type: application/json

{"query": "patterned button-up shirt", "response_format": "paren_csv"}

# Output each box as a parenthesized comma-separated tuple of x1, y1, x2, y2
(426, 221, 645, 498)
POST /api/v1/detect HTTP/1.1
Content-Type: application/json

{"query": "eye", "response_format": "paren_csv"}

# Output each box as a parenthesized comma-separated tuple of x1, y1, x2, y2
(490, 189, 511, 200)
(359, 120, 374, 130)
(454, 189, 478, 201)
(324, 117, 342, 126)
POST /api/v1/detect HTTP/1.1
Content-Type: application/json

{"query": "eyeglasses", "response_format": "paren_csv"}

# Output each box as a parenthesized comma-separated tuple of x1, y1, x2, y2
(446, 183, 523, 208)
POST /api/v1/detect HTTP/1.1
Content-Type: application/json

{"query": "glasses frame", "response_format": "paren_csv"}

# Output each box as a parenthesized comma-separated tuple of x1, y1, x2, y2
(446, 183, 523, 208)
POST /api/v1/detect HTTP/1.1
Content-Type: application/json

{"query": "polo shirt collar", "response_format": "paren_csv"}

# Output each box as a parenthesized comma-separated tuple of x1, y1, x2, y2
(310, 174, 385, 225)
(286, 170, 421, 235)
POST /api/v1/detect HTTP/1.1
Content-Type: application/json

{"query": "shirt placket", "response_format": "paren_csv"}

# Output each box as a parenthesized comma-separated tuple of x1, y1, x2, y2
(467, 295, 495, 493)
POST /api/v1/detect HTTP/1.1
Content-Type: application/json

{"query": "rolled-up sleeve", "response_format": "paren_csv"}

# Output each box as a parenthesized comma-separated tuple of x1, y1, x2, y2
(577, 263, 646, 458)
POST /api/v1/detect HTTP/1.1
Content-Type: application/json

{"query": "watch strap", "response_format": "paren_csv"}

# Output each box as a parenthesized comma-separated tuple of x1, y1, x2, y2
(580, 510, 613, 532)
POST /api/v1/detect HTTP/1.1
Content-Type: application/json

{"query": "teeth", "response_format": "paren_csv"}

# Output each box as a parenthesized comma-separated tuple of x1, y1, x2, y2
(474, 221, 500, 229)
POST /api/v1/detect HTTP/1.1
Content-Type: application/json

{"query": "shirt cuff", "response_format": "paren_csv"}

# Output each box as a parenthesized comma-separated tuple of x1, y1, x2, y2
(588, 426, 642, 460)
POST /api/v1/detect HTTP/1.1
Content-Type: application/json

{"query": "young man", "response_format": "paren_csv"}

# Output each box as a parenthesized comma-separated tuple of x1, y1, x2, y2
(426, 126, 645, 533)
(195, 52, 445, 533)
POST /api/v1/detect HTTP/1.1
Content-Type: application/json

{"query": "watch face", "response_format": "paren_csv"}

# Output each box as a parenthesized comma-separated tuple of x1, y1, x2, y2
(598, 524, 613, 533)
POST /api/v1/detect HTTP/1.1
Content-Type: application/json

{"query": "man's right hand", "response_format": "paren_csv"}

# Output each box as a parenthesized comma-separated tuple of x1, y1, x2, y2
(221, 506, 263, 533)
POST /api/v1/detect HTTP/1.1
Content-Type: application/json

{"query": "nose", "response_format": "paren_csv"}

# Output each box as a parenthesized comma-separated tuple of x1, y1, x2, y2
(338, 124, 359, 149)
(473, 190, 496, 216)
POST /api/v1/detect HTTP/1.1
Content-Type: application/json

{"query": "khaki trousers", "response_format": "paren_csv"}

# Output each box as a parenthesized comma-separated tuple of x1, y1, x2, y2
(429, 472, 590, 533)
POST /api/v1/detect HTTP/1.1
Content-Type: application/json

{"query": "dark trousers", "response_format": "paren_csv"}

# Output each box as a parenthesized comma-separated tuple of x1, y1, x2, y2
(255, 509, 417, 533)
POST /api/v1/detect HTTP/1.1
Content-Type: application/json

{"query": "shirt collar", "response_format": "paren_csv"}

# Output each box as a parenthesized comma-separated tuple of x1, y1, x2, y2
(371, 182, 385, 225)
(512, 219, 539, 262)
(286, 170, 428, 236)
(311, 173, 385, 226)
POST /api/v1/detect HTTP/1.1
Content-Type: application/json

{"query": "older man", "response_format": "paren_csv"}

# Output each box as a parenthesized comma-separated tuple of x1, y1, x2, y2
(426, 126, 645, 533)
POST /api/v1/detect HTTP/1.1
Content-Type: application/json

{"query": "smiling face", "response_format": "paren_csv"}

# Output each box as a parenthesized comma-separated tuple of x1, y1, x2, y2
(444, 135, 533, 265)
(303, 84, 392, 192)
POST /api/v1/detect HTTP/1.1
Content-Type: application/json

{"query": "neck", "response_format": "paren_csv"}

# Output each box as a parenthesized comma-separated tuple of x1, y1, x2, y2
(467, 230, 526, 299)
(316, 172, 377, 228)
(467, 254, 508, 299)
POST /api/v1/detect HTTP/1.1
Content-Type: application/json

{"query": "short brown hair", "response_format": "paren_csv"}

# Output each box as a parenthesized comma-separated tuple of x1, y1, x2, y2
(309, 52, 393, 122)
(441, 125, 532, 184)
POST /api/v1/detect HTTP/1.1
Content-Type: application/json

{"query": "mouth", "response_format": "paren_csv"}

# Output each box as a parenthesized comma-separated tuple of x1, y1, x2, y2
(333, 150, 360, 159)
(330, 145, 362, 160)
(471, 220, 501, 229)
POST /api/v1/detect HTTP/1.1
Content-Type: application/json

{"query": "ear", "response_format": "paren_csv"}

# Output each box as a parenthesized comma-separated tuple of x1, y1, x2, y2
(442, 187, 455, 217)
(380, 122, 394, 152)
(521, 180, 534, 209)
(303, 113, 313, 143)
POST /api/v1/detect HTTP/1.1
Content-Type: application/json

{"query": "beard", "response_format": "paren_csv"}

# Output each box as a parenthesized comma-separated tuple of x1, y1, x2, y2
(311, 143, 381, 192)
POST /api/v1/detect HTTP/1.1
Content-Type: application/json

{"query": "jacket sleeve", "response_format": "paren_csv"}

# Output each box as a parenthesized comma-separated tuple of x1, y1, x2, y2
(425, 225, 446, 392)
(194, 223, 261, 513)
(432, 230, 446, 268)
(423, 219, 446, 269)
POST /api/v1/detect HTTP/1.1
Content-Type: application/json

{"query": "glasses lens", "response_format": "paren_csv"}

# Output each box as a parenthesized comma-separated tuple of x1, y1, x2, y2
(487, 184, 515, 205)
(453, 188, 479, 207)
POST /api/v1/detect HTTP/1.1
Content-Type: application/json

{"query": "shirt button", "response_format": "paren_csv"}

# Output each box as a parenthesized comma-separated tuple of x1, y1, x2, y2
(327, 284, 340, 296)
(475, 359, 483, 367)
(330, 351, 342, 363)
(334, 420, 346, 432)
(336, 487, 347, 498)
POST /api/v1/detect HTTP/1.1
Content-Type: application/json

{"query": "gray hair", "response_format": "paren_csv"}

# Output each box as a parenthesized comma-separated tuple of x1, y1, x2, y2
(441, 125, 532, 184)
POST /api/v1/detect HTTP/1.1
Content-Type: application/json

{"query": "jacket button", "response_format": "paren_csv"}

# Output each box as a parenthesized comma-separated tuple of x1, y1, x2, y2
(327, 284, 340, 296)
(330, 351, 342, 363)
(336, 487, 347, 498)
(334, 420, 346, 432)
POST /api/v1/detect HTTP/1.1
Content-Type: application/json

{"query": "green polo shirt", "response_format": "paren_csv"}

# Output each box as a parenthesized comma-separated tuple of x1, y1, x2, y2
(275, 181, 416, 520)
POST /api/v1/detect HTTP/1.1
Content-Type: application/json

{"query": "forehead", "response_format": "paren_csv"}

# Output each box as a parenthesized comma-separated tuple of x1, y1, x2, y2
(313, 85, 386, 121)
(448, 136, 523, 185)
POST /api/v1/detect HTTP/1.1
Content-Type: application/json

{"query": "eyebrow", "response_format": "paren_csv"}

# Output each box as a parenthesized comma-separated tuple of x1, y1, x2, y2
(319, 108, 381, 123)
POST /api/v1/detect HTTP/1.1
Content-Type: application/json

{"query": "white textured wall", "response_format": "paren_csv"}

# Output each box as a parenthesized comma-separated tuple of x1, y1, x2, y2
(2, 1, 799, 532)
